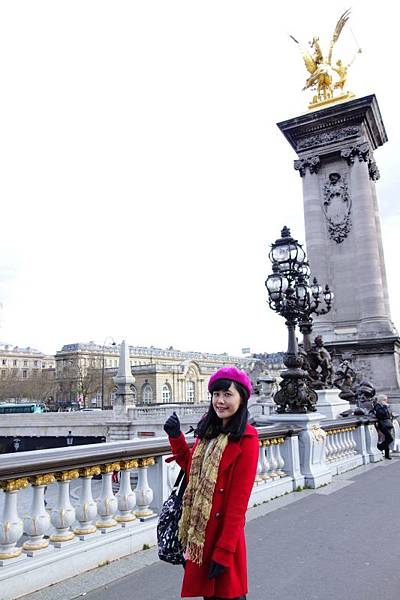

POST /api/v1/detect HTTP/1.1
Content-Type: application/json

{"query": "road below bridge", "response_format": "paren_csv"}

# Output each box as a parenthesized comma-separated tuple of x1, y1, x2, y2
(22, 456, 400, 600)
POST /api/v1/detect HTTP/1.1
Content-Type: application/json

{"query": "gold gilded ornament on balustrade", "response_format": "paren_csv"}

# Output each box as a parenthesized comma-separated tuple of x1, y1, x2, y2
(310, 425, 326, 444)
(290, 8, 362, 110)
(79, 466, 101, 478)
(100, 462, 121, 474)
(137, 457, 156, 468)
(264, 440, 271, 447)
(29, 474, 56, 487)
(54, 469, 80, 482)
(0, 547, 23, 559)
(0, 477, 30, 492)
(120, 458, 139, 470)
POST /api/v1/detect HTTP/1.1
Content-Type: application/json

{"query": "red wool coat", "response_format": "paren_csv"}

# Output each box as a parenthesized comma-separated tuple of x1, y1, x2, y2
(168, 423, 259, 599)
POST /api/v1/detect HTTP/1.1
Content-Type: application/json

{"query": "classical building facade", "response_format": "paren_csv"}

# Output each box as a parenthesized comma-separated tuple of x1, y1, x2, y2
(0, 342, 55, 380)
(55, 343, 284, 409)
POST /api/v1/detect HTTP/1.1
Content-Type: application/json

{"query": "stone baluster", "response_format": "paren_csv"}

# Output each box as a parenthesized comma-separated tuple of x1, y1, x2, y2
(275, 438, 286, 476)
(74, 466, 101, 537)
(344, 428, 352, 455)
(50, 470, 79, 545)
(330, 430, 339, 461)
(261, 442, 271, 481)
(341, 430, 350, 456)
(336, 430, 345, 458)
(268, 441, 279, 478)
(349, 427, 357, 454)
(96, 463, 120, 530)
(337, 430, 345, 458)
(167, 461, 180, 494)
(23, 474, 55, 554)
(116, 459, 137, 524)
(255, 443, 263, 484)
(0, 478, 29, 563)
(135, 458, 155, 518)
(325, 432, 332, 462)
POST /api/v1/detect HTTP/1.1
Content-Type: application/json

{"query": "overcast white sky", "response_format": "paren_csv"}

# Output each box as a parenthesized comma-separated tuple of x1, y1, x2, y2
(0, 1, 398, 357)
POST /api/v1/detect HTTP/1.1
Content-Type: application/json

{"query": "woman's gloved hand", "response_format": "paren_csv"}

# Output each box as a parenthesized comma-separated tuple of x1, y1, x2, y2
(163, 411, 181, 438)
(207, 560, 226, 579)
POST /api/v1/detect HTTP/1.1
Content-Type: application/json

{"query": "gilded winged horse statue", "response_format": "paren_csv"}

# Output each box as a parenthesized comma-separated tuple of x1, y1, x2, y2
(291, 9, 361, 109)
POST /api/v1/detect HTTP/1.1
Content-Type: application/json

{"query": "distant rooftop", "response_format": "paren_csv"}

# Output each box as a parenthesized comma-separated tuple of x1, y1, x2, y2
(58, 342, 246, 362)
(0, 342, 44, 355)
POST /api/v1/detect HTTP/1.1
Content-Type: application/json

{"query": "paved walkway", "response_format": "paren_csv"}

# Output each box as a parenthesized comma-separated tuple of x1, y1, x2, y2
(22, 457, 400, 600)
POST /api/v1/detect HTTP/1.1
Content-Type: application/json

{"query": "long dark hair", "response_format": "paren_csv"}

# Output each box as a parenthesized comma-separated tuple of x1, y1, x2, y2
(194, 378, 249, 442)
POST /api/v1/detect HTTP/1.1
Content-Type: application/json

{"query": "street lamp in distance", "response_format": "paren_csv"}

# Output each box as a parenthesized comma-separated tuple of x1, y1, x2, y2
(101, 337, 116, 410)
(66, 431, 74, 446)
(13, 437, 21, 452)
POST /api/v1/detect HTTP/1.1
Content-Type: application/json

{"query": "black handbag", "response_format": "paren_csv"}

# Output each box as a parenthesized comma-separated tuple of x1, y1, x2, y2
(157, 468, 187, 565)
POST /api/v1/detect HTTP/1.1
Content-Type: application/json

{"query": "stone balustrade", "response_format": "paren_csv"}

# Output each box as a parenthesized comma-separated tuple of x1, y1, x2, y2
(0, 416, 391, 599)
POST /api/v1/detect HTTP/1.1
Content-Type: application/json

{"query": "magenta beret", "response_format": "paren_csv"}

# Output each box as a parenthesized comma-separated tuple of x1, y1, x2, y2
(208, 366, 252, 399)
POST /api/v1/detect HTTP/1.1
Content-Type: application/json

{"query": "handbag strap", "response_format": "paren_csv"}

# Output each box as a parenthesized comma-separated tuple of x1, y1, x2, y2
(173, 468, 187, 501)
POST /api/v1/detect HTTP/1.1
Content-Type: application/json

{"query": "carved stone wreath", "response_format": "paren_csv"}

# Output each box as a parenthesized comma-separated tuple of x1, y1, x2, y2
(322, 172, 352, 244)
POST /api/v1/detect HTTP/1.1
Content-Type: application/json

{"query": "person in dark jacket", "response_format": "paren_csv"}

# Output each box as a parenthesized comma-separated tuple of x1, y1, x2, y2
(371, 394, 394, 459)
(163, 366, 259, 600)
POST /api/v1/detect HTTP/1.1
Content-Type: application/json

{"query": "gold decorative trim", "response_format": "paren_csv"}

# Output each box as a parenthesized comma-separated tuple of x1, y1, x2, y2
(79, 466, 101, 478)
(0, 478, 30, 492)
(100, 463, 121, 474)
(135, 509, 154, 517)
(74, 525, 97, 535)
(137, 457, 155, 468)
(50, 532, 75, 543)
(23, 539, 49, 551)
(29, 474, 56, 487)
(96, 519, 117, 529)
(54, 470, 80, 482)
(120, 459, 139, 470)
(0, 547, 22, 559)
(115, 514, 137, 523)
(310, 425, 326, 444)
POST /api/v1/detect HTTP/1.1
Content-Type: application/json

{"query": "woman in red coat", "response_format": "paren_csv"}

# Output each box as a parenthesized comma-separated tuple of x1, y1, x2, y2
(164, 367, 259, 600)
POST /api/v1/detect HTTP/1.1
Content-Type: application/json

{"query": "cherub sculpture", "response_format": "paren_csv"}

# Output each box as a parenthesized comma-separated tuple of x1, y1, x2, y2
(290, 9, 361, 107)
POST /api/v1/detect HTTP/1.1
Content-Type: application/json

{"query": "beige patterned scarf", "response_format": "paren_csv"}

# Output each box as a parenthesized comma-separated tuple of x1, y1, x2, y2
(178, 433, 229, 565)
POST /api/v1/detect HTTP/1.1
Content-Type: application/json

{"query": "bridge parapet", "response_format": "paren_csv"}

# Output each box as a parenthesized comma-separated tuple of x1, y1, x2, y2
(0, 418, 388, 599)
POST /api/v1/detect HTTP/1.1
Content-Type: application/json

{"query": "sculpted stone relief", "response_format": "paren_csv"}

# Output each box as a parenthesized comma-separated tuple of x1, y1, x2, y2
(322, 172, 352, 243)
(297, 126, 360, 151)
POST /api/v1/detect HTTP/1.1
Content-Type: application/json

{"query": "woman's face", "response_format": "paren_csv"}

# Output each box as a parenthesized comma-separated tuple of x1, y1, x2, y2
(212, 383, 242, 424)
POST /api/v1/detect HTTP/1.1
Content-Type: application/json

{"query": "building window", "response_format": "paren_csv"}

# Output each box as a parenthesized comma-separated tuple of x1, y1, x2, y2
(162, 384, 171, 403)
(34, 360, 38, 367)
(131, 385, 137, 403)
(186, 381, 195, 403)
(142, 384, 153, 405)
(42, 362, 46, 368)
(23, 360, 28, 367)
(2, 359, 6, 366)
(1, 370, 6, 378)
(13, 360, 17, 366)
(22, 370, 27, 379)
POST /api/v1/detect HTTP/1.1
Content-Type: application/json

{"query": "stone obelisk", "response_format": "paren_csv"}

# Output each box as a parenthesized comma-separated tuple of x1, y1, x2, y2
(277, 95, 400, 401)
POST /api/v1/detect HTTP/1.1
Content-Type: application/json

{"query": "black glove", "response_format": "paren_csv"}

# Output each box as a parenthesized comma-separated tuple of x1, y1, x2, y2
(208, 560, 226, 580)
(164, 411, 181, 438)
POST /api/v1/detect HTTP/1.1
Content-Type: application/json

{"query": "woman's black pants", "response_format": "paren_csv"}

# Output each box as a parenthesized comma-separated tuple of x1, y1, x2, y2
(377, 424, 394, 458)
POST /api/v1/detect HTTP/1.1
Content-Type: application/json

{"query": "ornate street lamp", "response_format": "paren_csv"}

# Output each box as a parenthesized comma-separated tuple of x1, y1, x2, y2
(12, 437, 21, 452)
(265, 227, 334, 413)
(66, 430, 74, 446)
(101, 337, 116, 410)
